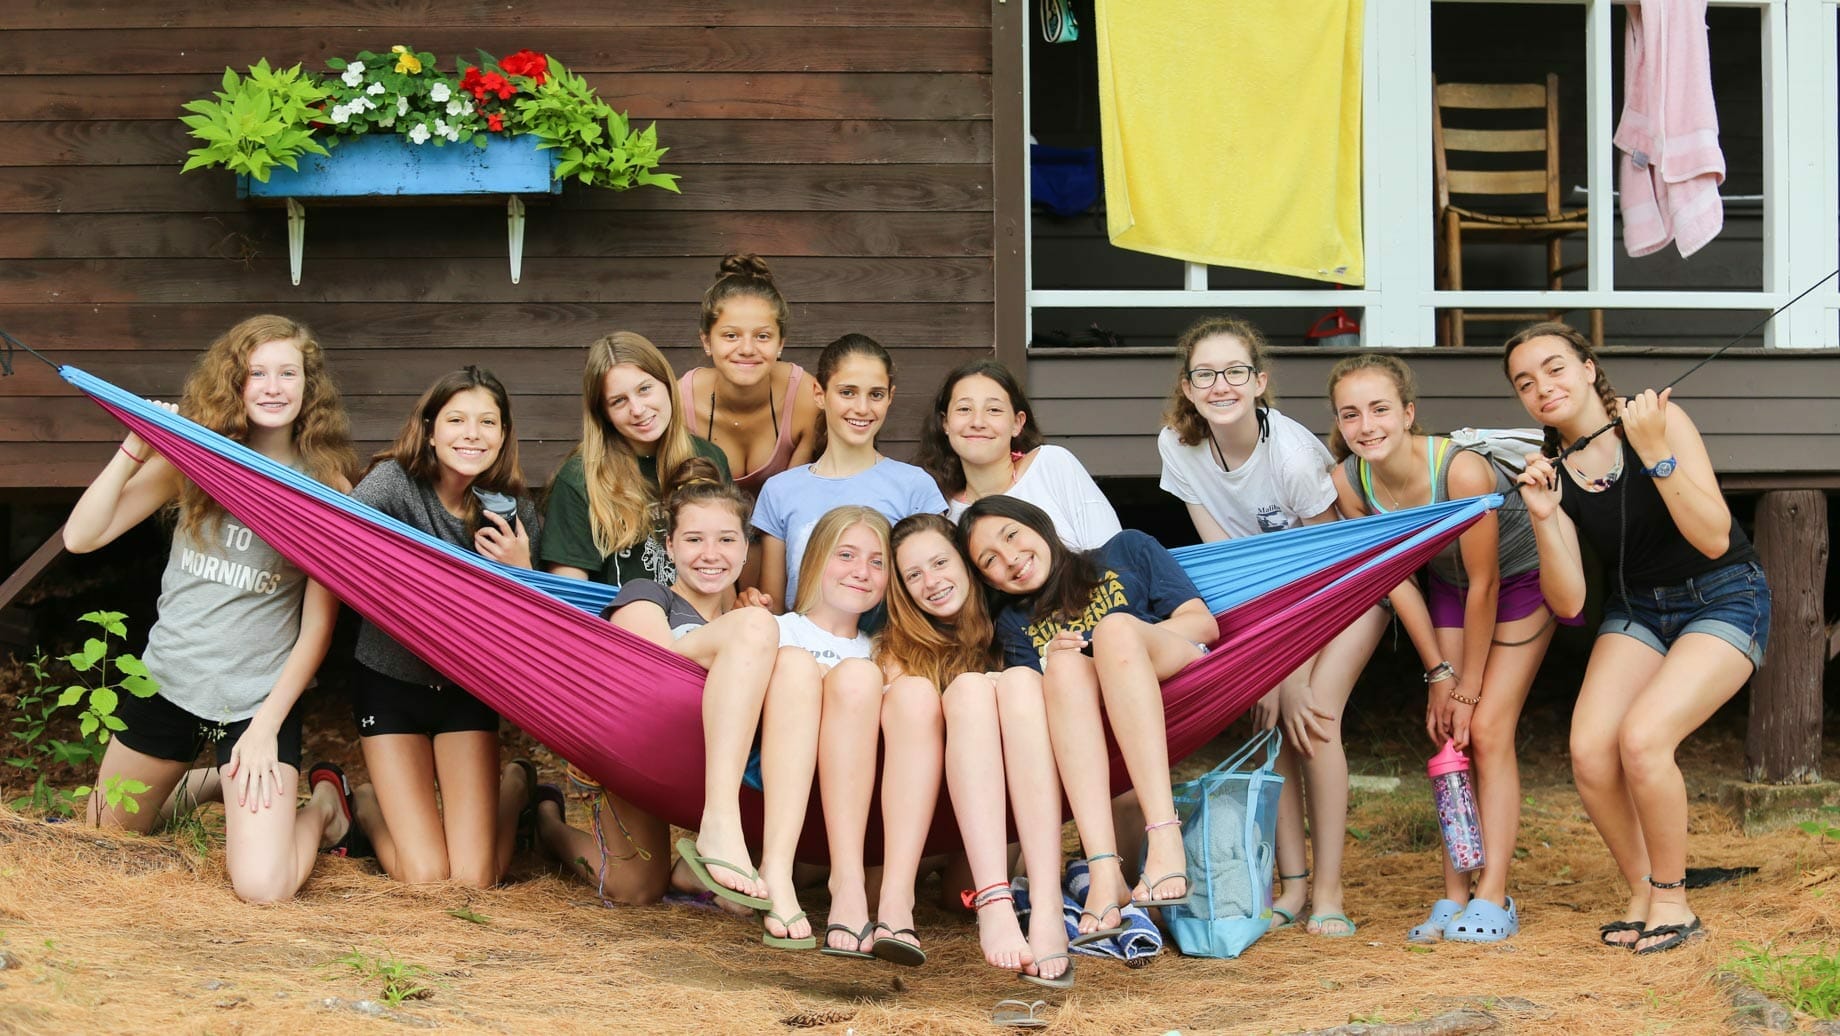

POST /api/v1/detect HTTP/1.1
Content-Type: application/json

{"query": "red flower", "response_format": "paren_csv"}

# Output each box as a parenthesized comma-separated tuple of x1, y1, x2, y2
(487, 112, 504, 132)
(487, 72, 516, 99)
(460, 66, 488, 101)
(500, 49, 549, 85)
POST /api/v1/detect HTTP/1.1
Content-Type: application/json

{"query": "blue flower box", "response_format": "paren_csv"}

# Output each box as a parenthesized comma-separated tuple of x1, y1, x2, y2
(237, 133, 560, 199)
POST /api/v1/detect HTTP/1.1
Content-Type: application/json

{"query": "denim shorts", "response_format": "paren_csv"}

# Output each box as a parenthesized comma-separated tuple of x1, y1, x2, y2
(1600, 560, 1771, 670)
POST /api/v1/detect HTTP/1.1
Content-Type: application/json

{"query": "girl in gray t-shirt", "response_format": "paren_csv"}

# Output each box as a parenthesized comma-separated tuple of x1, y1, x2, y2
(62, 315, 358, 904)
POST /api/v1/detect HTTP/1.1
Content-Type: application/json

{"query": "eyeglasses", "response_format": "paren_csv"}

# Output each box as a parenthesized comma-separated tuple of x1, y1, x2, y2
(1184, 365, 1257, 389)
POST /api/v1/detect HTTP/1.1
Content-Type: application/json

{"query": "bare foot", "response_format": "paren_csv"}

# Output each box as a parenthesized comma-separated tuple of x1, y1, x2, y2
(1131, 824, 1189, 904)
(672, 858, 753, 917)
(690, 831, 767, 902)
(973, 896, 1030, 971)
(761, 865, 811, 941)
(1023, 897, 1068, 983)
(1306, 885, 1353, 936)
(826, 881, 872, 952)
(1633, 892, 1697, 953)
(1272, 877, 1308, 929)
(1078, 856, 1131, 938)
(310, 779, 348, 850)
(1604, 884, 1651, 948)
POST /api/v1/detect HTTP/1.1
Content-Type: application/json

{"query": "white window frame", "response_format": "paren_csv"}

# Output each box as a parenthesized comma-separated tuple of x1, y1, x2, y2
(1022, 0, 1839, 349)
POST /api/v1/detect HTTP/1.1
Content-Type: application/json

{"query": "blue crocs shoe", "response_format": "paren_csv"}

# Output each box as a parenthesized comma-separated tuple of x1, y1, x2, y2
(1444, 896, 1519, 943)
(1407, 898, 1466, 943)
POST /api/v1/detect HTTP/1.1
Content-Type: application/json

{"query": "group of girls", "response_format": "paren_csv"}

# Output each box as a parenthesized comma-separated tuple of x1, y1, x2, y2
(69, 259, 1765, 964)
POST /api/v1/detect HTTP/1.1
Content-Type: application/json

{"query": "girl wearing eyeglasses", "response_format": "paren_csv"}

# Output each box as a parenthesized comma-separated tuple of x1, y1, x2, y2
(1156, 315, 1389, 939)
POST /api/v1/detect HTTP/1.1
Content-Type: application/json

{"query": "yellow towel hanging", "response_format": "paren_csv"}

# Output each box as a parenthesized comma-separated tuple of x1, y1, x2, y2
(1094, 0, 1365, 285)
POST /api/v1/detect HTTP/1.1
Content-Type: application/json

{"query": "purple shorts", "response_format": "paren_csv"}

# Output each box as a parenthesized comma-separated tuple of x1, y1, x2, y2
(1426, 569, 1583, 629)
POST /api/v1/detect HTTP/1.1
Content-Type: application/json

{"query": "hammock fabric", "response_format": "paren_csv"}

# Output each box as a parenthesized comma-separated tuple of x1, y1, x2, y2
(67, 367, 1493, 860)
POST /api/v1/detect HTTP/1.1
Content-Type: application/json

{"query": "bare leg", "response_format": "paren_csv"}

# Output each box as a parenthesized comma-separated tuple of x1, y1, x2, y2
(1463, 614, 1553, 908)
(817, 657, 884, 952)
(358, 734, 450, 883)
(996, 667, 1068, 984)
(875, 675, 943, 955)
(430, 730, 505, 889)
(1625, 634, 1754, 952)
(1267, 666, 1313, 925)
(673, 608, 779, 902)
(222, 761, 339, 903)
(86, 738, 188, 834)
(1569, 634, 1666, 944)
(758, 647, 821, 943)
(1297, 606, 1385, 934)
(942, 672, 1028, 971)
(157, 767, 223, 824)
(1039, 649, 1130, 935)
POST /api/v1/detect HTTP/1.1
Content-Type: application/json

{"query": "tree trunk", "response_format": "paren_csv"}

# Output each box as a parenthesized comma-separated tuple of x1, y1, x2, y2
(1745, 490, 1826, 784)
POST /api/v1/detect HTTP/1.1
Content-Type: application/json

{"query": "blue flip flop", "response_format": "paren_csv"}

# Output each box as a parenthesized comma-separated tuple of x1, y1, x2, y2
(1445, 897, 1519, 943)
(1407, 898, 1466, 943)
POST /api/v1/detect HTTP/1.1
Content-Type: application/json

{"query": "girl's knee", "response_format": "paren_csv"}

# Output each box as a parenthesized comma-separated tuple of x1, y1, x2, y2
(229, 858, 297, 905)
(730, 607, 781, 651)
(1616, 726, 1675, 780)
(394, 851, 453, 885)
(886, 678, 945, 731)
(1468, 711, 1516, 757)
(1091, 611, 1143, 648)
(826, 658, 883, 694)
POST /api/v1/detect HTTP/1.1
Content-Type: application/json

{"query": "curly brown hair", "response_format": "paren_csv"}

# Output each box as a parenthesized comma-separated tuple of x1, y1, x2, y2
(1162, 315, 1275, 446)
(175, 315, 354, 541)
(913, 359, 1045, 499)
(875, 513, 995, 689)
(1501, 321, 1620, 457)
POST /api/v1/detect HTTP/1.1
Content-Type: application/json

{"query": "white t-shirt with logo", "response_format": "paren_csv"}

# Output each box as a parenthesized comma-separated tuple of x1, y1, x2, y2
(1157, 408, 1337, 538)
(945, 444, 1121, 551)
(775, 612, 873, 669)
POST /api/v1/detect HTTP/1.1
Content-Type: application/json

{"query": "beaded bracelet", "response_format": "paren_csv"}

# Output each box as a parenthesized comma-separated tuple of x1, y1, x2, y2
(1447, 689, 1480, 706)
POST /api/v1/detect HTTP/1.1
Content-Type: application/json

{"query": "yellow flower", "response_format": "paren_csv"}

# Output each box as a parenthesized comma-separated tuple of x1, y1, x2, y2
(391, 45, 422, 74)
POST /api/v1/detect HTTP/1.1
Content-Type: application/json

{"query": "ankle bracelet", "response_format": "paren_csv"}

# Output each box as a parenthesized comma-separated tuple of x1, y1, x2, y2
(1647, 874, 1687, 890)
(1144, 818, 1182, 834)
(961, 881, 1014, 910)
(1279, 870, 1311, 881)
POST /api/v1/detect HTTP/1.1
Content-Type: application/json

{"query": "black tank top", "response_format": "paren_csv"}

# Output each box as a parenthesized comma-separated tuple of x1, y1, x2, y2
(1556, 438, 1757, 591)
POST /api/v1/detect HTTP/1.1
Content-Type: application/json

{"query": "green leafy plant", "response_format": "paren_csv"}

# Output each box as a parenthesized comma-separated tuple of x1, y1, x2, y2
(1799, 805, 1840, 844)
(324, 948, 437, 1007)
(1729, 942, 1840, 1020)
(180, 59, 332, 182)
(6, 612, 160, 815)
(513, 60, 680, 193)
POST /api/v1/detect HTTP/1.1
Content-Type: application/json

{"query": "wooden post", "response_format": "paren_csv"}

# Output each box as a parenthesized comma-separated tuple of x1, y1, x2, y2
(1746, 490, 1827, 784)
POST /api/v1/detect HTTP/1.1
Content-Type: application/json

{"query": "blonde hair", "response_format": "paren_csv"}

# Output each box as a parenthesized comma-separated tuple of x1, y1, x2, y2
(1162, 316, 1275, 446)
(875, 514, 994, 689)
(566, 332, 700, 557)
(1324, 354, 1426, 461)
(791, 505, 891, 616)
(176, 315, 354, 541)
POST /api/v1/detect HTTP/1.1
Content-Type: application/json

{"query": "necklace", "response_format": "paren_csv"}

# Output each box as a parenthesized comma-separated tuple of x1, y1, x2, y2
(1567, 444, 1624, 493)
(962, 451, 1023, 503)
(1206, 407, 1270, 473)
(706, 368, 778, 444)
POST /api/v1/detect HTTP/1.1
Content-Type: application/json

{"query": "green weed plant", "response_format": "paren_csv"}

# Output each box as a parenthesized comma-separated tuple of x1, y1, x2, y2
(325, 948, 438, 1007)
(1729, 942, 1840, 1020)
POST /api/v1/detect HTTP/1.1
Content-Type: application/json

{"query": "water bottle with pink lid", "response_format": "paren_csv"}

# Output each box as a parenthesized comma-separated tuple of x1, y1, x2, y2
(1428, 740, 1485, 873)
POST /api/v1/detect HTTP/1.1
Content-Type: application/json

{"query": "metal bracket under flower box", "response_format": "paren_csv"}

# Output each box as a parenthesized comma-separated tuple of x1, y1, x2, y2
(236, 134, 561, 286)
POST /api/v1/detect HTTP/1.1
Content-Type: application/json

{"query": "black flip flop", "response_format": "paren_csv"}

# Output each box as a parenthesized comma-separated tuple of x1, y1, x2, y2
(1633, 916, 1705, 955)
(1598, 919, 1645, 948)
(820, 920, 877, 960)
(870, 922, 926, 967)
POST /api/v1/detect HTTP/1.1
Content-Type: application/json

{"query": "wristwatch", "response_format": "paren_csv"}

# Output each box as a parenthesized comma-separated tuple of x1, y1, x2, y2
(1642, 456, 1678, 478)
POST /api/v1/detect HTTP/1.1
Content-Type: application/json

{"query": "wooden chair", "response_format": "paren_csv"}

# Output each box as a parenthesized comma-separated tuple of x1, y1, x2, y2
(1433, 74, 1603, 349)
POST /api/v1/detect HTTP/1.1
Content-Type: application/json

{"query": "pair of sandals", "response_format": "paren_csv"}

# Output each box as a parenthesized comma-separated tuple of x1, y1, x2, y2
(1600, 915, 1705, 955)
(818, 919, 926, 966)
(1069, 851, 1190, 948)
(671, 836, 812, 951)
(971, 881, 1074, 990)
(1271, 870, 1358, 938)
(1407, 897, 1517, 943)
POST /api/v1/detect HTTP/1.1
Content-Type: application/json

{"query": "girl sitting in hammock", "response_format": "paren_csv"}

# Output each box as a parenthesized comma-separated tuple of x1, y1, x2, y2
(343, 366, 540, 888)
(751, 333, 946, 611)
(878, 513, 1070, 986)
(752, 506, 902, 958)
(1327, 354, 1562, 943)
(1156, 315, 1390, 937)
(540, 331, 753, 906)
(677, 254, 821, 495)
(915, 358, 1120, 549)
(64, 314, 358, 903)
(960, 496, 1216, 945)
(536, 458, 784, 913)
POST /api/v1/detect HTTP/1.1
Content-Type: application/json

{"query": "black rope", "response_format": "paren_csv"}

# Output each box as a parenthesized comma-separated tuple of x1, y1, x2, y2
(0, 326, 60, 378)
(1555, 267, 1840, 462)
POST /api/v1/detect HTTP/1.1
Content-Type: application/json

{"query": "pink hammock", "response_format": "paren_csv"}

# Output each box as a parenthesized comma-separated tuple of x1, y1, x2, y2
(70, 368, 1485, 860)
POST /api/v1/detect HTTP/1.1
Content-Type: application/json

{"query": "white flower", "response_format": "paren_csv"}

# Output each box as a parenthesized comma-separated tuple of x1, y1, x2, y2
(328, 104, 351, 124)
(434, 118, 449, 136)
(366, 82, 386, 96)
(377, 115, 395, 128)
(408, 123, 430, 144)
(460, 98, 474, 115)
(340, 62, 365, 87)
(444, 125, 461, 142)
(397, 95, 409, 116)
(446, 98, 466, 117)
(429, 82, 451, 103)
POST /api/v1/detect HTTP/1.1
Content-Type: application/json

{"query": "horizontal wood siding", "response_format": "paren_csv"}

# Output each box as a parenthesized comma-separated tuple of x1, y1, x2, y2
(1028, 349, 1840, 481)
(0, 0, 995, 488)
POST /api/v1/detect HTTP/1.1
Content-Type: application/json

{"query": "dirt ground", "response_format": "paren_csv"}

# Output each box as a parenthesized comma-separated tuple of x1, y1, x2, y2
(1, 547, 1837, 1034)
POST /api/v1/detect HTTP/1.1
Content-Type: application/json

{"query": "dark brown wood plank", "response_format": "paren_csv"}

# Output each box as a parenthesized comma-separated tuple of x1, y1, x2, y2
(0, 119, 992, 168)
(0, 28, 991, 75)
(0, 256, 994, 305)
(0, 72, 991, 121)
(0, 164, 994, 214)
(0, 210, 994, 260)
(5, 0, 991, 31)
(0, 302, 994, 353)
(1747, 490, 1827, 782)
(990, 0, 1026, 372)
(0, 524, 64, 613)
(1, 344, 989, 398)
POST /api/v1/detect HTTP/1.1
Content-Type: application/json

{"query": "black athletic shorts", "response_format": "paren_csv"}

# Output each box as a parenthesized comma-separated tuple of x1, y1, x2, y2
(350, 663, 499, 738)
(113, 690, 305, 770)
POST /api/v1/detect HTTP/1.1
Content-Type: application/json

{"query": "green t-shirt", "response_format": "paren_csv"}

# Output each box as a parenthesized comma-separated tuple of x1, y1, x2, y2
(539, 437, 730, 587)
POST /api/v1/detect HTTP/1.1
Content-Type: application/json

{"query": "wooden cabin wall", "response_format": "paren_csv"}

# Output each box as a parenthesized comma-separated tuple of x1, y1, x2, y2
(0, 1, 996, 489)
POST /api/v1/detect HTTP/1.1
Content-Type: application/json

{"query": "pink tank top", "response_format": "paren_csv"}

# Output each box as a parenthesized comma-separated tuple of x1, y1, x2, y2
(678, 362, 805, 495)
